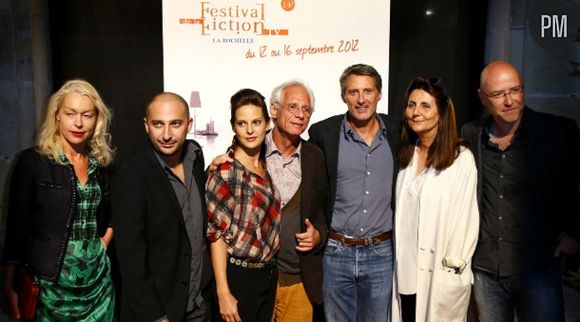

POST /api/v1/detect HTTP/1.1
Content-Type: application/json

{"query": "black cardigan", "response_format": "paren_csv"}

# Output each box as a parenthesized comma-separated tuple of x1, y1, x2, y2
(2, 148, 111, 281)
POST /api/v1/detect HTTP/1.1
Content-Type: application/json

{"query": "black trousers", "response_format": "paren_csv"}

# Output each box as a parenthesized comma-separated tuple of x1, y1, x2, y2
(400, 293, 416, 322)
(216, 261, 278, 322)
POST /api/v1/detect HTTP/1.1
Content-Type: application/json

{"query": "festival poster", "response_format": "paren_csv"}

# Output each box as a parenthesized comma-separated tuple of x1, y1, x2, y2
(163, 0, 390, 161)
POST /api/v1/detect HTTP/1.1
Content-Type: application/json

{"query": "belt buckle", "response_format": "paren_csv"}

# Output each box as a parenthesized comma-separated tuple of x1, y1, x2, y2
(339, 236, 349, 247)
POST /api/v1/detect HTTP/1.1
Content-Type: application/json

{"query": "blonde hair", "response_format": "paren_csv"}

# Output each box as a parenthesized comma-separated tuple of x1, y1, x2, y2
(36, 79, 115, 166)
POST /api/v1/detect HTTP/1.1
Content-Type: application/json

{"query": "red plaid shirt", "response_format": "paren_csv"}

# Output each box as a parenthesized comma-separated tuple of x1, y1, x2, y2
(206, 159, 281, 262)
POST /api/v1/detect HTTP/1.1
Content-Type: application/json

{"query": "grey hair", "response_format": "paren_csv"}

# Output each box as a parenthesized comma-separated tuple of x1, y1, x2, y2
(269, 79, 315, 111)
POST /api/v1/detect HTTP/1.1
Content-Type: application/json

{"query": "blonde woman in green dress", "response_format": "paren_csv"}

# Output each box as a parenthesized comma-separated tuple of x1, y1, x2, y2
(2, 79, 116, 321)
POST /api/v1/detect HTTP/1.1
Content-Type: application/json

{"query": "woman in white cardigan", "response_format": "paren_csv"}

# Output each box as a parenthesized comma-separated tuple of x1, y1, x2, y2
(391, 77, 479, 322)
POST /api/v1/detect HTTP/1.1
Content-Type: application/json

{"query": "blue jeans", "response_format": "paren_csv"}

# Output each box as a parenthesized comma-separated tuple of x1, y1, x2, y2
(322, 238, 393, 322)
(472, 263, 565, 322)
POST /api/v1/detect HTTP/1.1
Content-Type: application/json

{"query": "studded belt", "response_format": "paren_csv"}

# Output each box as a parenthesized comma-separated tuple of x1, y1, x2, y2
(228, 256, 276, 269)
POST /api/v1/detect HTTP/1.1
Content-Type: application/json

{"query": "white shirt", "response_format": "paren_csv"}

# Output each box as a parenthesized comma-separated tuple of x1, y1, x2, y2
(396, 149, 428, 294)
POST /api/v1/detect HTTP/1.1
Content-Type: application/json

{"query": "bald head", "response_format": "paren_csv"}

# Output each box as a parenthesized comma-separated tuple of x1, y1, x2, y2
(480, 61, 523, 92)
(478, 61, 525, 128)
(146, 92, 189, 118)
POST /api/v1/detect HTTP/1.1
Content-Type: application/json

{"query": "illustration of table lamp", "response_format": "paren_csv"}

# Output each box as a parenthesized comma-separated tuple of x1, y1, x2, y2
(190, 91, 201, 134)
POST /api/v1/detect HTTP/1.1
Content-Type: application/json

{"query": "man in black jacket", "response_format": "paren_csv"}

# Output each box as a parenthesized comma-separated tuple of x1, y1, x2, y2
(112, 92, 212, 321)
(308, 64, 400, 322)
(462, 61, 580, 322)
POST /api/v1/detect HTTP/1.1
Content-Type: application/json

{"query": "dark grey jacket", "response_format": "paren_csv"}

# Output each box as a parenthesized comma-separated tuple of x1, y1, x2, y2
(112, 141, 212, 322)
(308, 113, 402, 225)
(3, 148, 111, 281)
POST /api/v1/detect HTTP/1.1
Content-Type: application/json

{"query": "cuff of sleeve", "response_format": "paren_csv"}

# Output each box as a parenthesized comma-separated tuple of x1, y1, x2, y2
(442, 257, 467, 273)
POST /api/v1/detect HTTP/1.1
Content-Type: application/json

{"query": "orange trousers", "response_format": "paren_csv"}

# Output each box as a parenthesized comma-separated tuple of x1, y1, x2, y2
(272, 281, 313, 322)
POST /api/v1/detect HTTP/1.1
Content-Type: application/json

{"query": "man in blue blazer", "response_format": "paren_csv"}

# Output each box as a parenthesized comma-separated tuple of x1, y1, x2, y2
(112, 93, 212, 321)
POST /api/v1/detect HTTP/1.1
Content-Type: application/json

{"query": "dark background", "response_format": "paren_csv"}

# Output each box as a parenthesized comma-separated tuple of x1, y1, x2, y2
(46, 0, 488, 165)
(3, 1, 580, 320)
(49, 0, 164, 164)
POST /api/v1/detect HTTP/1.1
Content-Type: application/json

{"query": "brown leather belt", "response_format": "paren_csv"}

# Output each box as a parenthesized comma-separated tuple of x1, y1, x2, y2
(328, 231, 392, 246)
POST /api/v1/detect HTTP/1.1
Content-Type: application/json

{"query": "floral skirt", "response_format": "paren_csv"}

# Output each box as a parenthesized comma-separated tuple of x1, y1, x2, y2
(35, 238, 115, 321)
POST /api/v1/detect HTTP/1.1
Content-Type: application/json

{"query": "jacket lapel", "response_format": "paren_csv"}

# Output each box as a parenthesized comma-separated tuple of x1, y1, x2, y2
(144, 145, 188, 229)
(299, 140, 312, 231)
(324, 116, 342, 186)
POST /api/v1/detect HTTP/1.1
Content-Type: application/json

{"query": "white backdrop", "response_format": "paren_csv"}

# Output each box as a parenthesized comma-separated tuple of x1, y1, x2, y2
(163, 0, 391, 161)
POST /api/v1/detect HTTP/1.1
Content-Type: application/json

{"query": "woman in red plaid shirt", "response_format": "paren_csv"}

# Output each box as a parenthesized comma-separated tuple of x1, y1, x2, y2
(206, 88, 282, 322)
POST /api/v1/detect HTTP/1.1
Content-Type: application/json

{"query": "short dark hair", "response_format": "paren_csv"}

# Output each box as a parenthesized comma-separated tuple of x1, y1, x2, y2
(339, 64, 382, 98)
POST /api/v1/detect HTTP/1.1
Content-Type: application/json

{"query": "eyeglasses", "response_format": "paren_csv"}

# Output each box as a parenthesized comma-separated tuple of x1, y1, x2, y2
(482, 85, 524, 100)
(278, 103, 313, 117)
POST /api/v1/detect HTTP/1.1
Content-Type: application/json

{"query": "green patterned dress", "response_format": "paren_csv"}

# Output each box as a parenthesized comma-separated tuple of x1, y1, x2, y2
(35, 155, 115, 321)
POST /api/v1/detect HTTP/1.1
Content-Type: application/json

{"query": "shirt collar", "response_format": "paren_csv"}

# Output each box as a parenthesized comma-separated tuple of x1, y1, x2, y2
(154, 140, 198, 171)
(482, 110, 529, 151)
(341, 113, 387, 141)
(265, 129, 301, 159)
(58, 152, 98, 175)
(483, 108, 528, 139)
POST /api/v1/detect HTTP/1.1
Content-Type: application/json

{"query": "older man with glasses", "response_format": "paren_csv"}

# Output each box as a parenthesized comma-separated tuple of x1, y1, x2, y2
(266, 80, 328, 322)
(209, 80, 328, 322)
(462, 61, 580, 322)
